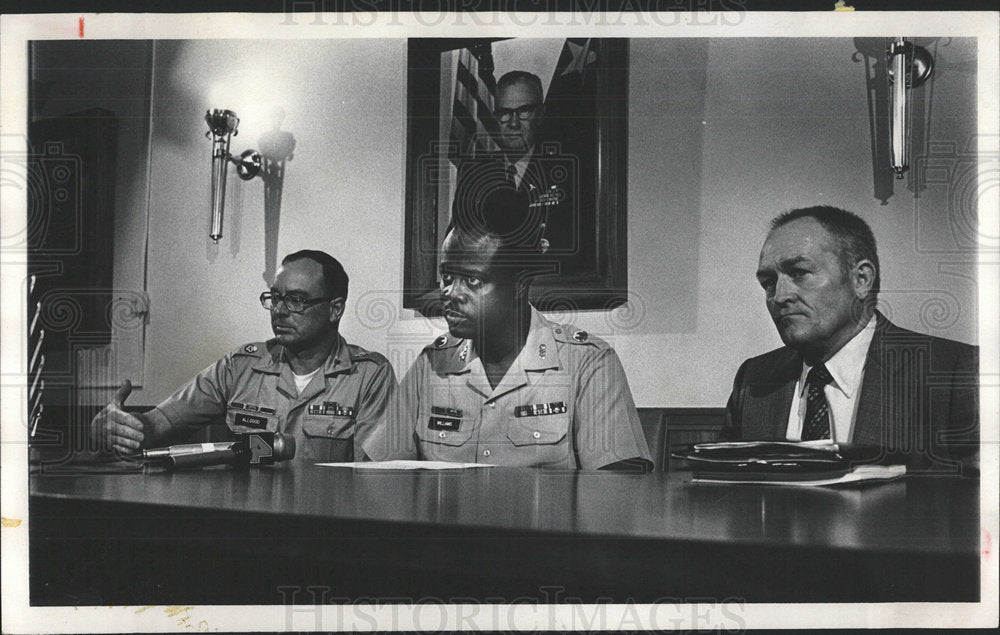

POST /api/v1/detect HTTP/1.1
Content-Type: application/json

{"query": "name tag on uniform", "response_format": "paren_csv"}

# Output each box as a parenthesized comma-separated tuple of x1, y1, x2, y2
(428, 416, 462, 431)
(233, 412, 268, 429)
(515, 402, 567, 418)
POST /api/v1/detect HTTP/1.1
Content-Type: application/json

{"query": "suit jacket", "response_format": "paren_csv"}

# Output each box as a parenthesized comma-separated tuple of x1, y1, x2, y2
(721, 313, 979, 472)
(452, 148, 586, 264)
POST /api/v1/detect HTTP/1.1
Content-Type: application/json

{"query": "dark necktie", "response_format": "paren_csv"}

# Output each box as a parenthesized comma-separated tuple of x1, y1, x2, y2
(504, 162, 518, 187)
(801, 364, 833, 441)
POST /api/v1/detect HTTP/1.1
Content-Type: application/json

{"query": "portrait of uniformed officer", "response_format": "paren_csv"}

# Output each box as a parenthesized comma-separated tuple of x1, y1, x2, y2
(364, 185, 653, 471)
(91, 249, 396, 463)
(454, 70, 581, 263)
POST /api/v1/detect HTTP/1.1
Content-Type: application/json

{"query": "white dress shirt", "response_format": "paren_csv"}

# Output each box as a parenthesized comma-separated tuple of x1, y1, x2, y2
(785, 317, 876, 443)
(507, 148, 534, 190)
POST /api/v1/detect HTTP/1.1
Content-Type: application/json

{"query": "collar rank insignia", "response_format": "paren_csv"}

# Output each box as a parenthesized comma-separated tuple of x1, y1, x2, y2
(244, 344, 258, 353)
(434, 335, 448, 348)
(572, 330, 588, 342)
(459, 343, 469, 362)
(538, 343, 547, 359)
(515, 402, 568, 418)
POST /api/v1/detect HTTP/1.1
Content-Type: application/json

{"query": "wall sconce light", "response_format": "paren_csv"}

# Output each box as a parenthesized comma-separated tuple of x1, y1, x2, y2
(887, 37, 934, 179)
(204, 109, 262, 243)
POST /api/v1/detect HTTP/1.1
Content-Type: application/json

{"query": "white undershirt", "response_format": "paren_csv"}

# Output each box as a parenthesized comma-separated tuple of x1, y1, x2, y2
(785, 317, 876, 443)
(292, 367, 321, 395)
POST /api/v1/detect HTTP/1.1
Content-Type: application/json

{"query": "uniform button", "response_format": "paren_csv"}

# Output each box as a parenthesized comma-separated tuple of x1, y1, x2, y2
(438, 431, 447, 438)
(532, 431, 541, 439)
(483, 449, 491, 457)
(489, 402, 496, 409)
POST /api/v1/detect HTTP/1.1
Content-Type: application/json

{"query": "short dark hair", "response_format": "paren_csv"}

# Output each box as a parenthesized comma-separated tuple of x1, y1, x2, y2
(770, 205, 880, 298)
(496, 71, 543, 100)
(281, 250, 349, 301)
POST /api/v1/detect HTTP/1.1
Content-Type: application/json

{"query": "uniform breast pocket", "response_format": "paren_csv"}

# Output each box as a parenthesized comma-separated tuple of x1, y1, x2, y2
(225, 409, 277, 434)
(507, 414, 569, 446)
(302, 415, 354, 440)
(415, 417, 475, 447)
(301, 416, 355, 462)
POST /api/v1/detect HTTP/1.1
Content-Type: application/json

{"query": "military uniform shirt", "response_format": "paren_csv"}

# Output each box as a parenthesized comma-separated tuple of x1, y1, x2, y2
(143, 336, 395, 463)
(364, 307, 652, 470)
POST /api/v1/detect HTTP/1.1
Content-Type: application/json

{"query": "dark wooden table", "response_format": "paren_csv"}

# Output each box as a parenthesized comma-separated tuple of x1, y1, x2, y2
(29, 462, 980, 605)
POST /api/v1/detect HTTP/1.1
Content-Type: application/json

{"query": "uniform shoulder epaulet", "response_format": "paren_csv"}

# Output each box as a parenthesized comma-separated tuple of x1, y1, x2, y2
(552, 325, 609, 349)
(347, 343, 389, 366)
(233, 341, 268, 357)
(424, 333, 462, 352)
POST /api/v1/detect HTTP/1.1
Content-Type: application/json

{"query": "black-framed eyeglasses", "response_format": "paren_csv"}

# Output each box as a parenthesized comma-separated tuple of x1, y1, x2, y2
(495, 103, 542, 123)
(260, 291, 333, 313)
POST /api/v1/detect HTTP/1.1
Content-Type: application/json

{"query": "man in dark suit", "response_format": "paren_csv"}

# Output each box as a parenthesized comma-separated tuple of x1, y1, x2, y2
(454, 72, 547, 197)
(721, 206, 978, 473)
(492, 70, 545, 188)
(454, 71, 581, 266)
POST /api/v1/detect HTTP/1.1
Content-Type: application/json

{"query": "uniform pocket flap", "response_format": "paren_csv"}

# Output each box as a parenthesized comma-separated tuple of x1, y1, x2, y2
(302, 416, 354, 439)
(416, 419, 474, 447)
(507, 415, 569, 446)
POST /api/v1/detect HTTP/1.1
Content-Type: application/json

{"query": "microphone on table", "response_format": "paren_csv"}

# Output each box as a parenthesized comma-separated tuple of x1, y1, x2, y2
(135, 432, 296, 469)
(140, 441, 234, 460)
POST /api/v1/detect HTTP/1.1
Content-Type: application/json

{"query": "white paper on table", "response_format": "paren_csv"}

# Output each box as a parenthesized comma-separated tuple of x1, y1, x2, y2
(315, 460, 494, 470)
(692, 464, 907, 486)
(692, 440, 840, 451)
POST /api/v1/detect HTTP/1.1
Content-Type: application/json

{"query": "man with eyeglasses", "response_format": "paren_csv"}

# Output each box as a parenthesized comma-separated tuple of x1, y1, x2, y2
(456, 71, 579, 262)
(91, 250, 396, 463)
(363, 187, 652, 471)
(455, 72, 547, 203)
(492, 71, 545, 189)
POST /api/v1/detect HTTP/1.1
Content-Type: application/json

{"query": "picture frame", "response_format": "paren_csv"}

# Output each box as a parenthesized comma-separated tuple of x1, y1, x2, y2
(403, 37, 629, 314)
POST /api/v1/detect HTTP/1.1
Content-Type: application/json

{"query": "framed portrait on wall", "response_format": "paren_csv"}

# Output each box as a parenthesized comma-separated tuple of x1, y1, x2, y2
(403, 37, 629, 315)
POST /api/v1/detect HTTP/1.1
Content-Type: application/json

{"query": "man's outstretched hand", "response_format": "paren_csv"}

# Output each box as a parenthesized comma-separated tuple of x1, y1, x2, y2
(90, 380, 145, 454)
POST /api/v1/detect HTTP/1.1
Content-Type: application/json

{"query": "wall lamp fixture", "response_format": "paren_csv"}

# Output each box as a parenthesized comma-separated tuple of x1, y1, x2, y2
(887, 37, 934, 179)
(204, 108, 262, 243)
